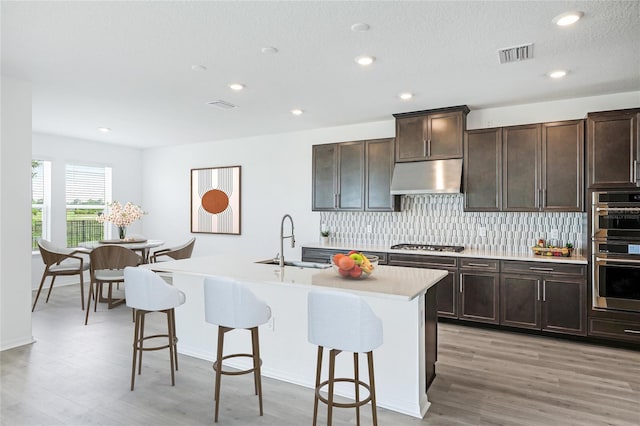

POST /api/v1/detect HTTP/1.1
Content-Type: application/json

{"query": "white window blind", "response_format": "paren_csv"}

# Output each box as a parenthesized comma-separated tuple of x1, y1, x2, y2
(65, 164, 112, 246)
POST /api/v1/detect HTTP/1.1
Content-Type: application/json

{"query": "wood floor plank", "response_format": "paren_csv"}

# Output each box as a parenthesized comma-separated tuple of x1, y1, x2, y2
(1, 284, 638, 425)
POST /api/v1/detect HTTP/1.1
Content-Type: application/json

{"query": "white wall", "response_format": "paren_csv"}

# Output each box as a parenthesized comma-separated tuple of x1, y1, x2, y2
(142, 91, 639, 262)
(1, 76, 34, 350)
(31, 133, 143, 287)
(142, 120, 395, 260)
(467, 91, 640, 129)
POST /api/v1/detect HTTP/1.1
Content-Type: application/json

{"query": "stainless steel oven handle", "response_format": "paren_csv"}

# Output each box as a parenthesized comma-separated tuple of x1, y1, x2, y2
(596, 257, 640, 265)
(595, 206, 640, 212)
(624, 329, 640, 334)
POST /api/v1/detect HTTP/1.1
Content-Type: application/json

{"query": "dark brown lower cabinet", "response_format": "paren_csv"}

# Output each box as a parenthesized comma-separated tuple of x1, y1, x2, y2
(500, 261, 587, 336)
(500, 274, 540, 329)
(459, 271, 500, 324)
(435, 270, 458, 318)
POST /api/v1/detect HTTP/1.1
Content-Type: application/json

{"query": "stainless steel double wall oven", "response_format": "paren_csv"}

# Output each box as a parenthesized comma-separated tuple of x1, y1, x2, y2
(592, 191, 640, 312)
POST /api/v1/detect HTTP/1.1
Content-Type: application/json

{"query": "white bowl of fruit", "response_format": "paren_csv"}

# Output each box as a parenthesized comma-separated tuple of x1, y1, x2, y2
(331, 251, 378, 280)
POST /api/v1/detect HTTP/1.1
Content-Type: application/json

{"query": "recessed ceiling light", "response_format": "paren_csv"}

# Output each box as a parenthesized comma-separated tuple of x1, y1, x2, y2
(548, 70, 567, 79)
(553, 11, 583, 26)
(97, 127, 111, 133)
(351, 23, 370, 32)
(399, 92, 413, 100)
(191, 64, 207, 71)
(291, 109, 304, 116)
(228, 83, 245, 91)
(261, 46, 279, 54)
(355, 55, 375, 66)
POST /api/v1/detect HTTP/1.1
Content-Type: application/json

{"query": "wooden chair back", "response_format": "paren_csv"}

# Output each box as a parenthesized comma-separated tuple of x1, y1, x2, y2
(90, 245, 141, 272)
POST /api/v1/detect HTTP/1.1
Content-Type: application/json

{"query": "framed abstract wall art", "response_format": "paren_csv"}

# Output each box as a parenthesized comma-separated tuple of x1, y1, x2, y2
(191, 166, 241, 234)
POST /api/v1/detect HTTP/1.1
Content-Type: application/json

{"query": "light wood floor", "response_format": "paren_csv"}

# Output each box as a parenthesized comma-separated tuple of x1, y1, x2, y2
(1, 284, 638, 425)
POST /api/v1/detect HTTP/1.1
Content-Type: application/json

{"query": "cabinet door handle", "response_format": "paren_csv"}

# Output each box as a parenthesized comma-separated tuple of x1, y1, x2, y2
(427, 139, 431, 157)
(624, 329, 640, 334)
(423, 139, 427, 157)
(529, 267, 554, 272)
(467, 263, 490, 267)
(459, 274, 463, 293)
(634, 160, 639, 186)
(542, 279, 546, 302)
(537, 280, 541, 301)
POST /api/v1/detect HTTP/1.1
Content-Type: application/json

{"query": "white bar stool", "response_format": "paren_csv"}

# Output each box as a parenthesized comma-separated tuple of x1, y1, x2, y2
(124, 267, 186, 390)
(308, 290, 383, 426)
(203, 277, 272, 422)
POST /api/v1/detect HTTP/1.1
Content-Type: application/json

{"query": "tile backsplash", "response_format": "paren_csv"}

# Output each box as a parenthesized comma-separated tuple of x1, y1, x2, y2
(320, 195, 586, 255)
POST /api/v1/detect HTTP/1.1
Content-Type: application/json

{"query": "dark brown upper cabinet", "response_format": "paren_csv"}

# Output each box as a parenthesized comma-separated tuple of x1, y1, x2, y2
(365, 138, 400, 211)
(587, 108, 640, 189)
(312, 139, 399, 212)
(541, 120, 584, 211)
(465, 120, 584, 212)
(464, 128, 502, 211)
(393, 106, 469, 162)
(503, 124, 541, 211)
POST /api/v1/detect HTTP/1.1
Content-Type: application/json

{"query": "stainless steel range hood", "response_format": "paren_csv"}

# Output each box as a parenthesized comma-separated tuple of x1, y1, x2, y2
(390, 159, 463, 195)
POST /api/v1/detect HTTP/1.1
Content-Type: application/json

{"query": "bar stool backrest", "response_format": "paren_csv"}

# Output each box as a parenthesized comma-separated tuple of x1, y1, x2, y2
(308, 290, 383, 353)
(203, 277, 271, 329)
(124, 267, 186, 311)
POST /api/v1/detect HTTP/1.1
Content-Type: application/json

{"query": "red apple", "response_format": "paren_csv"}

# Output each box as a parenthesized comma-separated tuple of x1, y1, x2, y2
(349, 265, 363, 278)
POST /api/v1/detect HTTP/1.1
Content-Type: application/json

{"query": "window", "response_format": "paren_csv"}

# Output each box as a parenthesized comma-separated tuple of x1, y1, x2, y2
(65, 164, 112, 247)
(31, 160, 51, 250)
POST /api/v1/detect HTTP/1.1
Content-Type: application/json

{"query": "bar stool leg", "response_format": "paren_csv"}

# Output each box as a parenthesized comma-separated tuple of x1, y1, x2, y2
(251, 327, 264, 416)
(167, 309, 176, 386)
(354, 353, 360, 426)
(131, 310, 142, 390)
(171, 309, 179, 371)
(312, 346, 323, 426)
(367, 351, 378, 426)
(138, 312, 145, 375)
(327, 349, 338, 426)
(214, 325, 225, 422)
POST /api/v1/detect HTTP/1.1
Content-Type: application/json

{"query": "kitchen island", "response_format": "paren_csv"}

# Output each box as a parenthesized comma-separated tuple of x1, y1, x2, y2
(144, 255, 447, 418)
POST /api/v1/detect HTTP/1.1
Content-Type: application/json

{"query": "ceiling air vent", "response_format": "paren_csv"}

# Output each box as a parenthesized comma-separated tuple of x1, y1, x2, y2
(497, 43, 534, 64)
(207, 100, 237, 109)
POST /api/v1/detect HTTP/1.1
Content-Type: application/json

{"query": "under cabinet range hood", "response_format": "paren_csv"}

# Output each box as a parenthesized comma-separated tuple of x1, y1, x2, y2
(390, 159, 463, 195)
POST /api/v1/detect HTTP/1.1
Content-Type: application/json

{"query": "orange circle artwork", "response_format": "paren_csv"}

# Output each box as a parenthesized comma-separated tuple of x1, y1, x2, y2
(201, 189, 229, 214)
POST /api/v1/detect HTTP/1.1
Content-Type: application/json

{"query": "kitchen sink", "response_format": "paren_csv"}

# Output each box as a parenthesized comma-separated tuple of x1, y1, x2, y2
(255, 259, 331, 269)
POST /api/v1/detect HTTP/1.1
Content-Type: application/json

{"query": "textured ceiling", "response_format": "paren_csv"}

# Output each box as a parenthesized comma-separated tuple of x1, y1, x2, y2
(2, 1, 639, 148)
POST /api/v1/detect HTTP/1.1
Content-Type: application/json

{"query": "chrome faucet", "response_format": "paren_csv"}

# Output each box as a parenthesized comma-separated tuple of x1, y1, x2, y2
(279, 214, 295, 267)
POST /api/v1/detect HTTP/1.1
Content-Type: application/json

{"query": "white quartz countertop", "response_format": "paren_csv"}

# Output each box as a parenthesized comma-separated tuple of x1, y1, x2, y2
(303, 242, 588, 265)
(143, 255, 448, 301)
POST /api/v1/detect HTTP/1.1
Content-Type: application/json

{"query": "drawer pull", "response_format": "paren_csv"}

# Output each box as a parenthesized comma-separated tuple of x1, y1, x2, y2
(624, 329, 640, 335)
(529, 267, 554, 271)
(467, 263, 490, 267)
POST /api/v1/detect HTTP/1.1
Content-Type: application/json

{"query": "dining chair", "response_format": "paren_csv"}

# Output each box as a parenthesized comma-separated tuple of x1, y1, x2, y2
(151, 237, 196, 263)
(33, 239, 91, 312)
(85, 245, 141, 325)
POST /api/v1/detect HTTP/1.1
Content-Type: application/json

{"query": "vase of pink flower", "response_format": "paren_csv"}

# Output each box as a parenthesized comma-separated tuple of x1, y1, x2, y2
(96, 201, 145, 240)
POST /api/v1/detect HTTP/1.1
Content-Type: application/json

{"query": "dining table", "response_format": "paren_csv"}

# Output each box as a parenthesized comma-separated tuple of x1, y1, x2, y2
(78, 239, 164, 264)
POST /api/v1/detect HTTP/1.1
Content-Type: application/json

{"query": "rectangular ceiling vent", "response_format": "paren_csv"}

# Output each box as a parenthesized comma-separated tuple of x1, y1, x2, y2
(497, 43, 534, 64)
(207, 100, 237, 110)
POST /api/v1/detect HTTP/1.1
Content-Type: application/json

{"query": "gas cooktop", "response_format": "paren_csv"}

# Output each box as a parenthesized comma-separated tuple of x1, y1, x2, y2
(391, 243, 465, 253)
